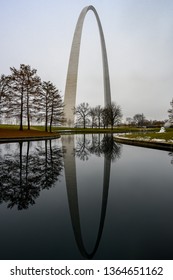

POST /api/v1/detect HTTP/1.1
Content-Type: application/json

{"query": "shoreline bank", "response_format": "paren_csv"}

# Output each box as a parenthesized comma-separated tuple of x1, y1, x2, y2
(114, 135, 173, 151)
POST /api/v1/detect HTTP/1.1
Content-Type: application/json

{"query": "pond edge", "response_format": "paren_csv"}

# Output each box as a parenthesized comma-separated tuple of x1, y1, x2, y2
(114, 136, 173, 152)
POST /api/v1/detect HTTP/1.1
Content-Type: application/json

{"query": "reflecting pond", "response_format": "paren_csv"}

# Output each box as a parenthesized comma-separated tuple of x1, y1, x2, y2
(0, 134, 173, 260)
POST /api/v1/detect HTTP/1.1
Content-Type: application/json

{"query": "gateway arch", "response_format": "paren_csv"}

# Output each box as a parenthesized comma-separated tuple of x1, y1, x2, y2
(64, 5, 111, 126)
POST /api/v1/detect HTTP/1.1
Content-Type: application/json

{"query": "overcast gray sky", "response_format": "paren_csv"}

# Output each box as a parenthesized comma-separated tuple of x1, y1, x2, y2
(1, 0, 173, 121)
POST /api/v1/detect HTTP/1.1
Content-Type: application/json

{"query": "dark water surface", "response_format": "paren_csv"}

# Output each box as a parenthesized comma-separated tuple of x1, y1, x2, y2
(0, 134, 173, 260)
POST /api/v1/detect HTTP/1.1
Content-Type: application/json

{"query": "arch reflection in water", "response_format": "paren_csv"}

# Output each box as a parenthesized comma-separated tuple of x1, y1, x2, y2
(62, 134, 121, 259)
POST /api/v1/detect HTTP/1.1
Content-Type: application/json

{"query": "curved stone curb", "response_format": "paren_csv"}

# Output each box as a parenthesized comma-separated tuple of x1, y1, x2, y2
(114, 136, 173, 151)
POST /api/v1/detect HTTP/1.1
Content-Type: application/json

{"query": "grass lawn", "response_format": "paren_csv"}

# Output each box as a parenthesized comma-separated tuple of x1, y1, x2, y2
(0, 124, 160, 139)
(0, 125, 58, 139)
(122, 128, 173, 142)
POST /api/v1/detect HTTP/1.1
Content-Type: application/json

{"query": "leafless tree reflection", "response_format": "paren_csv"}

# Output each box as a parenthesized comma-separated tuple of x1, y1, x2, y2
(74, 133, 121, 161)
(0, 139, 63, 210)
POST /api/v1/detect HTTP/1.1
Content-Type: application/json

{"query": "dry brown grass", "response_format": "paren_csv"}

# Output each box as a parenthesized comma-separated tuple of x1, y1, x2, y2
(0, 128, 58, 139)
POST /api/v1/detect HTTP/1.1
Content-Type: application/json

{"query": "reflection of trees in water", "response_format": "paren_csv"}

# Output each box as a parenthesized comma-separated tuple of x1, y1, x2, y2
(168, 151, 173, 165)
(101, 134, 121, 161)
(74, 134, 91, 161)
(0, 140, 63, 210)
(74, 134, 121, 161)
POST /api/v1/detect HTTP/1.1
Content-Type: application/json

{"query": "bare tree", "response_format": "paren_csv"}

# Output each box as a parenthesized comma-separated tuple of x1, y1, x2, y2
(49, 89, 64, 132)
(0, 74, 11, 123)
(36, 81, 52, 132)
(7, 64, 41, 130)
(0, 65, 64, 130)
(95, 105, 103, 128)
(8, 66, 26, 130)
(35, 81, 63, 132)
(23, 65, 41, 130)
(101, 107, 109, 128)
(74, 102, 90, 128)
(133, 113, 145, 127)
(104, 102, 122, 129)
(168, 98, 173, 124)
(89, 107, 97, 128)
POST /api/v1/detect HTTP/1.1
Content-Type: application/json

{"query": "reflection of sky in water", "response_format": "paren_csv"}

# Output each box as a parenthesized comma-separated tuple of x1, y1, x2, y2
(0, 135, 173, 260)
(105, 145, 173, 259)
(76, 154, 104, 253)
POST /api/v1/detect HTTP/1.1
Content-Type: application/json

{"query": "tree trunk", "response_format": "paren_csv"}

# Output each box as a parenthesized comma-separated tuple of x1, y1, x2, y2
(19, 87, 24, 131)
(49, 103, 53, 133)
(27, 94, 30, 130)
(45, 97, 48, 132)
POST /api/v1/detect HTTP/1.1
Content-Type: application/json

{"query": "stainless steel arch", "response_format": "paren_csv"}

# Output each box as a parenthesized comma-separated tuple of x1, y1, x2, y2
(64, 5, 111, 126)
